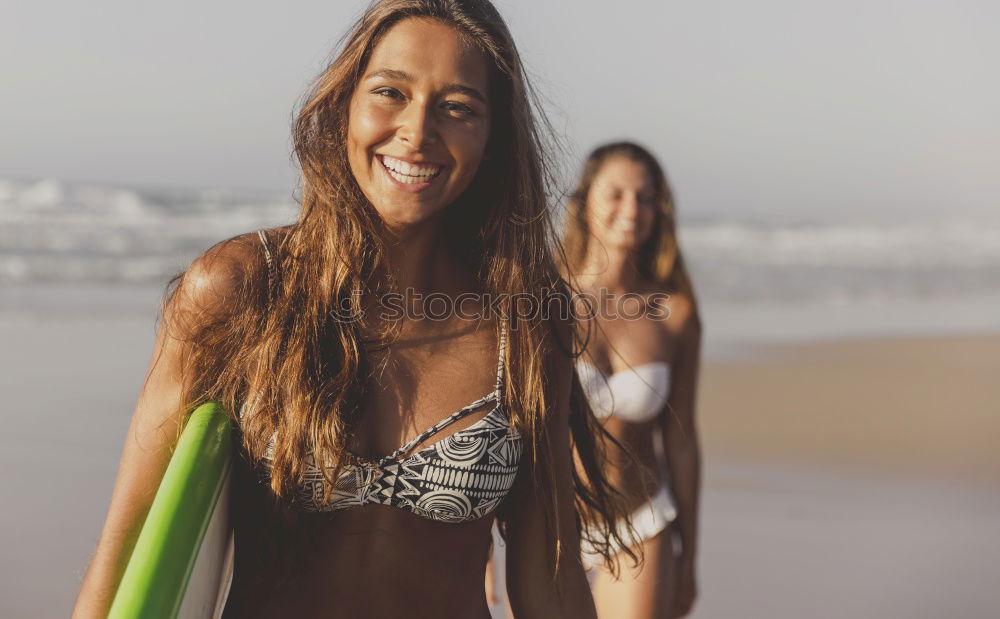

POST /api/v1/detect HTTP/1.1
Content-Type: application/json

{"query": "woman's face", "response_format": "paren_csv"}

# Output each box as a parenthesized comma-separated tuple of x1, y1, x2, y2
(584, 156, 658, 250)
(347, 17, 492, 229)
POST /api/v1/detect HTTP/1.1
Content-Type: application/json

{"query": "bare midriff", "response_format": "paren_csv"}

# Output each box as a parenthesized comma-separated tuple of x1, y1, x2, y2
(600, 416, 664, 516)
(222, 496, 495, 618)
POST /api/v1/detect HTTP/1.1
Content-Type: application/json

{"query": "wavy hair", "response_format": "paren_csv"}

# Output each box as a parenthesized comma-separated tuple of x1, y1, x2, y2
(158, 0, 637, 582)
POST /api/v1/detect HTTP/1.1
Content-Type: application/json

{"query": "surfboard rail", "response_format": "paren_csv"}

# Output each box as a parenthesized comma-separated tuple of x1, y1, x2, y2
(108, 401, 234, 619)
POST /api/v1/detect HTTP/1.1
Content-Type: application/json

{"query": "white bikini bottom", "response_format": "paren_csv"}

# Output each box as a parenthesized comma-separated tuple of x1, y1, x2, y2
(486, 485, 676, 611)
(580, 482, 677, 572)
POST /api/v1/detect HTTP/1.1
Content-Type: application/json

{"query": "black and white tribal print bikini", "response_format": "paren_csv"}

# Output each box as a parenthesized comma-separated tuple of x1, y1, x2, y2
(242, 229, 523, 524)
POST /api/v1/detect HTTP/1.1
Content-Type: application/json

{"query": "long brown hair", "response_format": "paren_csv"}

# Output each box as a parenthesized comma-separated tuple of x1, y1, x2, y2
(158, 0, 636, 581)
(563, 141, 697, 299)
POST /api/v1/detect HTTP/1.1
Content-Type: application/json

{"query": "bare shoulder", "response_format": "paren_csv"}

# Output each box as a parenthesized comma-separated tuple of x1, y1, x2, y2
(167, 230, 272, 323)
(648, 289, 701, 339)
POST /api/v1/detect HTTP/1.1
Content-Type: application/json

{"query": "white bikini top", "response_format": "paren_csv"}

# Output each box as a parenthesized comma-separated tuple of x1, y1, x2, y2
(575, 359, 671, 423)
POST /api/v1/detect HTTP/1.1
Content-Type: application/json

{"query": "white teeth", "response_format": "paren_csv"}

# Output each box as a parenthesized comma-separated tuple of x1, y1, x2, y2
(380, 155, 441, 179)
(386, 167, 429, 184)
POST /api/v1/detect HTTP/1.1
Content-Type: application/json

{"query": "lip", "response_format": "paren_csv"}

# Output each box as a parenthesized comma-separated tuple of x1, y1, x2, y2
(377, 153, 446, 167)
(376, 154, 447, 193)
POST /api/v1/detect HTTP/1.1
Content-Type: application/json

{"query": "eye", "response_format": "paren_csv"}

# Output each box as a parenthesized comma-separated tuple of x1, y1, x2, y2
(372, 87, 404, 101)
(442, 101, 475, 117)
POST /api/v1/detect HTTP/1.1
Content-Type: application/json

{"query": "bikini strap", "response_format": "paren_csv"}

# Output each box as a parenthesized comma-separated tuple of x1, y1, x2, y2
(256, 229, 277, 311)
(238, 229, 276, 424)
(495, 319, 507, 398)
(381, 322, 508, 463)
(383, 393, 496, 462)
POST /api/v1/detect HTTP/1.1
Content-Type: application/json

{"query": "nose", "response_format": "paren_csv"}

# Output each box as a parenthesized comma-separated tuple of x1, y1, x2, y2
(617, 192, 639, 219)
(396, 99, 437, 150)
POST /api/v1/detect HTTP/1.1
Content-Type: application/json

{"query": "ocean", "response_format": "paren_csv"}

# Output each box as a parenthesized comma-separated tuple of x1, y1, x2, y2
(3, 176, 999, 347)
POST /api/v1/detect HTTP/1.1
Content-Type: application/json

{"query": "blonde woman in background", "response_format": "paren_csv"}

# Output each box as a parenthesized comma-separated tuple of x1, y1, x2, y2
(564, 141, 703, 619)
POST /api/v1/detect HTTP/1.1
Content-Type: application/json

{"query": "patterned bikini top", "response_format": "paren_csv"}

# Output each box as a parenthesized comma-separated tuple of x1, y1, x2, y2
(243, 229, 523, 523)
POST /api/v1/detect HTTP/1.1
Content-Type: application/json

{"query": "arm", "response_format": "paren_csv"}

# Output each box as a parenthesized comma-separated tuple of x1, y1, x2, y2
(503, 327, 596, 619)
(71, 237, 259, 618)
(660, 310, 702, 617)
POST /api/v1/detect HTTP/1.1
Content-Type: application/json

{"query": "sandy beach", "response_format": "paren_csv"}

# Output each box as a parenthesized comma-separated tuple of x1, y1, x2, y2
(1, 286, 998, 618)
(690, 334, 1000, 619)
(700, 333, 1000, 485)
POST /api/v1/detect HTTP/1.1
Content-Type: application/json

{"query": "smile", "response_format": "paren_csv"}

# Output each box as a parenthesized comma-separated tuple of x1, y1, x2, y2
(377, 154, 444, 187)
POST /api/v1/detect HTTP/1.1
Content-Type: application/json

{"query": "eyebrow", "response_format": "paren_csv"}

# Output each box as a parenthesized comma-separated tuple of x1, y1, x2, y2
(365, 68, 487, 104)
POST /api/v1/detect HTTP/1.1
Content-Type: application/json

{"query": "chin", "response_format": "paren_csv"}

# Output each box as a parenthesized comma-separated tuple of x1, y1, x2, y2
(610, 234, 642, 249)
(376, 201, 442, 227)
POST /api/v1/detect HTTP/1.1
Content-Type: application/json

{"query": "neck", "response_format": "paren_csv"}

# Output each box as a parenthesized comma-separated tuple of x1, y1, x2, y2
(379, 216, 449, 293)
(576, 241, 642, 296)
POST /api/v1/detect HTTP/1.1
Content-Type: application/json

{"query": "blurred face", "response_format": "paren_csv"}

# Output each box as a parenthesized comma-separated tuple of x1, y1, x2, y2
(584, 156, 657, 250)
(347, 17, 492, 229)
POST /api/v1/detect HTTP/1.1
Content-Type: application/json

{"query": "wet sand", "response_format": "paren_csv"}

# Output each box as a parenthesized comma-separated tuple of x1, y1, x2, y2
(1, 288, 998, 617)
(687, 333, 1000, 618)
(699, 333, 1000, 485)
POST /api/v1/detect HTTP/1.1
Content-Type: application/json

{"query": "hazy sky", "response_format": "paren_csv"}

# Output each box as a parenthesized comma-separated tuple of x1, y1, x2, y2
(1, 0, 997, 221)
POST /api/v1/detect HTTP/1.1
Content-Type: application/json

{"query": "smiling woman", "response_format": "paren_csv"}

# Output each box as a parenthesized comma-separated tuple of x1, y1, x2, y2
(564, 142, 703, 619)
(346, 18, 492, 226)
(71, 1, 635, 619)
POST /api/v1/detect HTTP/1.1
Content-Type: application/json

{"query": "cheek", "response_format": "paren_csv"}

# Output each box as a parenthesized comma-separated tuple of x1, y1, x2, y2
(451, 127, 489, 174)
(585, 200, 613, 230)
(640, 208, 656, 228)
(637, 210, 658, 241)
(603, 202, 626, 226)
(348, 102, 393, 155)
(470, 116, 491, 159)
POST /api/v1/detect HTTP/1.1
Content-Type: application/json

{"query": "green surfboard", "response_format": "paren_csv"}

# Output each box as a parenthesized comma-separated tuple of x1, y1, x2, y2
(108, 402, 236, 619)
